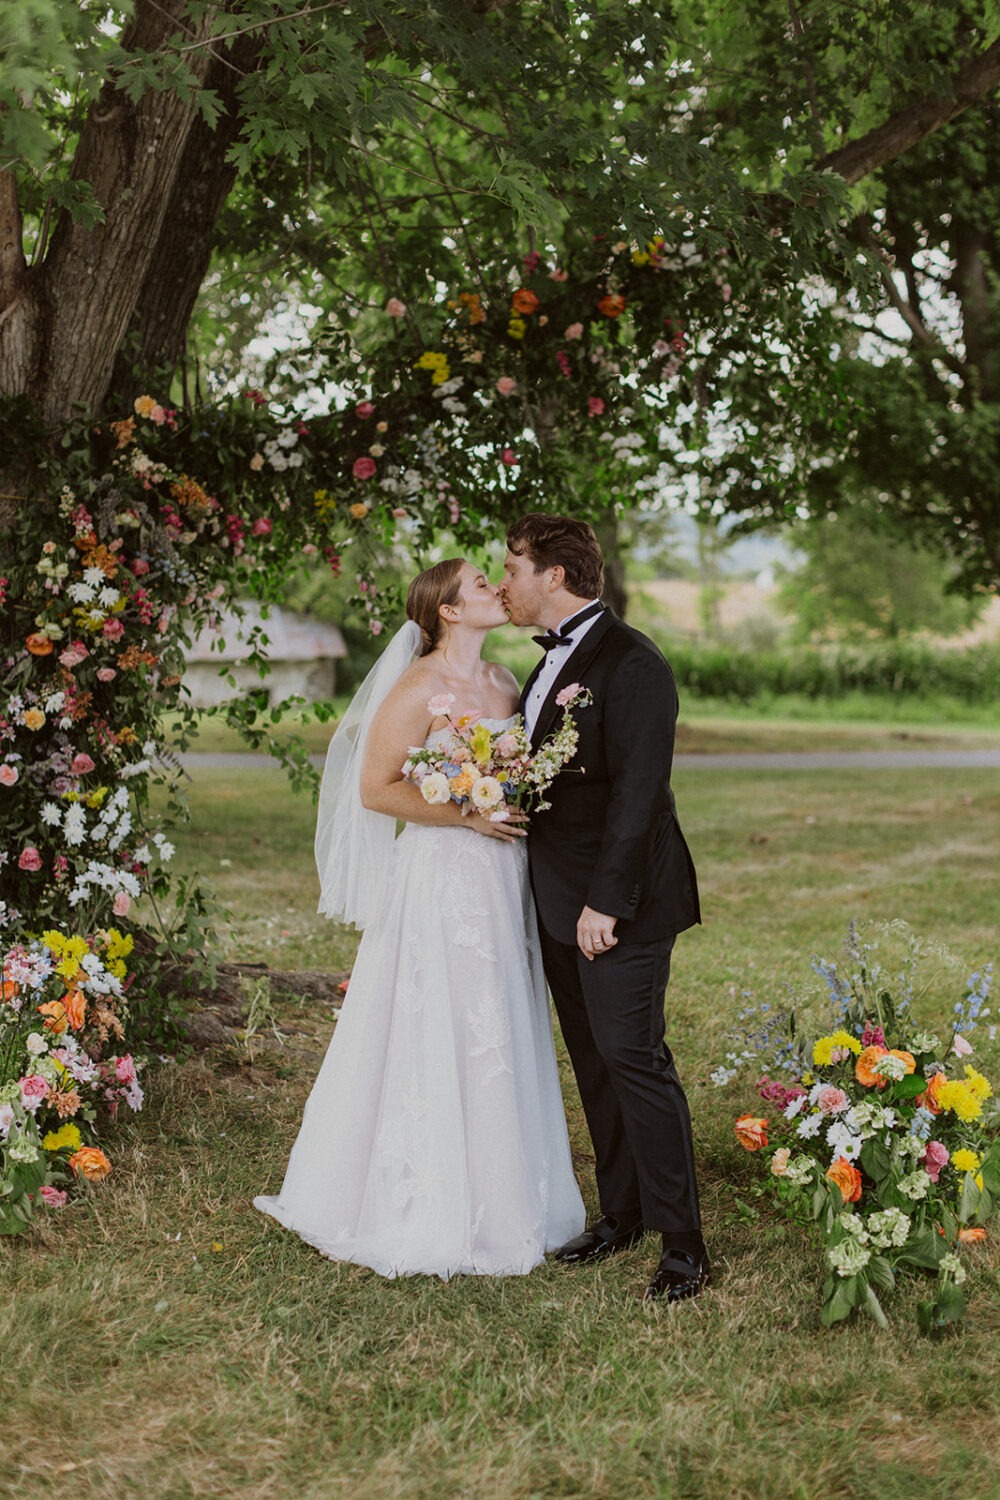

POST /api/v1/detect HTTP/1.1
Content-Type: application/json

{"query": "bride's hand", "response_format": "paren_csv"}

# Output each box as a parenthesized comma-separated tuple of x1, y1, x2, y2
(468, 809, 529, 841)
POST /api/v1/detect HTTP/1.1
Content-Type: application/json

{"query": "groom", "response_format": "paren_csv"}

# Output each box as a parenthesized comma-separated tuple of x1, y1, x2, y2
(499, 514, 707, 1303)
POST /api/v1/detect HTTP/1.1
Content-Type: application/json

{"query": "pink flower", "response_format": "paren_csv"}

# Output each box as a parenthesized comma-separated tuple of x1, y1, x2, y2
(815, 1085, 849, 1115)
(564, 322, 584, 340)
(385, 298, 407, 317)
(952, 1034, 974, 1056)
(40, 1186, 68, 1208)
(861, 1021, 886, 1049)
(370, 619, 383, 637)
(150, 404, 168, 425)
(96, 667, 117, 682)
(20, 1074, 49, 1112)
(391, 507, 408, 518)
(500, 448, 518, 467)
(300, 543, 317, 555)
(549, 268, 569, 282)
(59, 641, 89, 668)
(587, 396, 605, 417)
(923, 1140, 950, 1183)
(18, 847, 43, 872)
(131, 558, 151, 577)
(102, 617, 124, 641)
(555, 682, 582, 707)
(494, 733, 519, 758)
(427, 693, 456, 716)
(70, 753, 96, 775)
(352, 456, 377, 481)
(356, 401, 375, 419)
(0, 764, 18, 787)
(251, 517, 273, 536)
(115, 1055, 137, 1085)
(112, 891, 131, 917)
(495, 377, 517, 396)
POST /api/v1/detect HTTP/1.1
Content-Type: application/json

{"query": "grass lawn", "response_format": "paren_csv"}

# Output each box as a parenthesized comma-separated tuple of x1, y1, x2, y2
(3, 762, 1000, 1499)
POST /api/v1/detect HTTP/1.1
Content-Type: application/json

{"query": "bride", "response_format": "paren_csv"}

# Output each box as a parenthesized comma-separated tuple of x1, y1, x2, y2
(254, 558, 585, 1278)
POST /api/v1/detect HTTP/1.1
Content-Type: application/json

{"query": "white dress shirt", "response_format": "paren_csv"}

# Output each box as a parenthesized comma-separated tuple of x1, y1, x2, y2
(524, 600, 603, 738)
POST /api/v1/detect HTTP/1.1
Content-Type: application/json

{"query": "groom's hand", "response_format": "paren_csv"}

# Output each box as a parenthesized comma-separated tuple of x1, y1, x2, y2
(577, 907, 618, 961)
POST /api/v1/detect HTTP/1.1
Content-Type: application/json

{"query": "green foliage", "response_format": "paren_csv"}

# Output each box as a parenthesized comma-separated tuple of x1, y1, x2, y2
(778, 511, 987, 641)
(666, 638, 1000, 705)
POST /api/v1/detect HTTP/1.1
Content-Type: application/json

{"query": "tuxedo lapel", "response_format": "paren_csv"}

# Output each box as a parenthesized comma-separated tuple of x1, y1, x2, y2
(518, 653, 545, 717)
(529, 610, 616, 748)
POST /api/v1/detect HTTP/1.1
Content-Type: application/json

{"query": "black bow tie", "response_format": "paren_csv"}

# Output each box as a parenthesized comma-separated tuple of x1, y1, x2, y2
(532, 601, 604, 652)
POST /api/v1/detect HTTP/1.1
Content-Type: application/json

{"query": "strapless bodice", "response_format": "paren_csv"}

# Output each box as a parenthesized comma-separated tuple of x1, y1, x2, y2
(423, 715, 515, 750)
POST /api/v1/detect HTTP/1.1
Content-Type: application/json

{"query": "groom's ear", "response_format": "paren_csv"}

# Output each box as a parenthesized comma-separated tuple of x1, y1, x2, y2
(547, 563, 565, 591)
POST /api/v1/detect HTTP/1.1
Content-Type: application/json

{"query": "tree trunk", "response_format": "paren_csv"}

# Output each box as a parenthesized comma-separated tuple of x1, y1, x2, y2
(108, 32, 263, 402)
(0, 0, 222, 424)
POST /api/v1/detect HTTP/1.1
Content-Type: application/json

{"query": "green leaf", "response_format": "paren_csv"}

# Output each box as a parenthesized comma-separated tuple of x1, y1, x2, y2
(867, 1255, 895, 1293)
(820, 1277, 856, 1325)
(863, 1283, 889, 1328)
(958, 1174, 982, 1224)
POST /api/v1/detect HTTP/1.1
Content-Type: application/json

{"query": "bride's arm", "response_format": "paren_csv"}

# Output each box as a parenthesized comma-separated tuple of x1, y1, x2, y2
(359, 678, 525, 842)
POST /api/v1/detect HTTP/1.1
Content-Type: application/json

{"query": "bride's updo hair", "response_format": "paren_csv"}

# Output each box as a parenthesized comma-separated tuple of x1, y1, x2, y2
(406, 558, 464, 656)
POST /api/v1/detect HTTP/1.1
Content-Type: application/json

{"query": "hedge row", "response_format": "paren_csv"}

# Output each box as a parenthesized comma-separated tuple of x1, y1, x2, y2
(663, 639, 1000, 705)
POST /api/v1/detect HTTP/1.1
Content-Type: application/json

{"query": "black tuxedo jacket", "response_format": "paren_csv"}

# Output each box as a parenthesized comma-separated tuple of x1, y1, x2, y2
(519, 609, 700, 946)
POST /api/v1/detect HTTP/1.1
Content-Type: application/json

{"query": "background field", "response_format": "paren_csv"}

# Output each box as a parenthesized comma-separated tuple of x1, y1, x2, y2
(4, 732, 1000, 1500)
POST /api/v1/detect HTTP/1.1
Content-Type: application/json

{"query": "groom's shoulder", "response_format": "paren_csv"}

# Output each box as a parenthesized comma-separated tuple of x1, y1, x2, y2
(601, 613, 671, 669)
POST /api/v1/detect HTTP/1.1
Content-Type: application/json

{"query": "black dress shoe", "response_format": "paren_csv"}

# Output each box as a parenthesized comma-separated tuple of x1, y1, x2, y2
(643, 1248, 711, 1304)
(552, 1216, 645, 1265)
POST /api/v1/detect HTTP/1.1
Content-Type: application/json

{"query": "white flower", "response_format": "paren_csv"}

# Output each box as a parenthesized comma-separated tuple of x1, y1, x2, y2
(134, 845, 152, 864)
(827, 1238, 871, 1277)
(825, 1121, 863, 1161)
(838, 1212, 870, 1243)
(276, 429, 299, 449)
(40, 802, 62, 827)
(68, 581, 96, 603)
(44, 693, 65, 714)
(710, 1065, 740, 1087)
(25, 1032, 48, 1057)
(152, 835, 175, 862)
(433, 377, 464, 396)
(7, 1132, 40, 1165)
(0, 1103, 13, 1140)
(98, 586, 120, 608)
(783, 1094, 807, 1120)
(898, 1170, 929, 1201)
(796, 1111, 823, 1139)
(939, 1253, 966, 1284)
(83, 566, 105, 586)
(420, 772, 451, 806)
(784, 1154, 815, 1186)
(910, 1031, 940, 1053)
(470, 776, 505, 813)
(866, 1207, 911, 1250)
(63, 803, 87, 846)
(872, 1053, 908, 1082)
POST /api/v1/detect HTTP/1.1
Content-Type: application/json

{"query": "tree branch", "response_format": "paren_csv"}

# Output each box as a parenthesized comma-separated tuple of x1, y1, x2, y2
(819, 38, 1000, 185)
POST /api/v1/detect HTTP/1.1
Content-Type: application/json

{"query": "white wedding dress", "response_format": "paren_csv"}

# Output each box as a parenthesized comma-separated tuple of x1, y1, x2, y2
(254, 719, 585, 1279)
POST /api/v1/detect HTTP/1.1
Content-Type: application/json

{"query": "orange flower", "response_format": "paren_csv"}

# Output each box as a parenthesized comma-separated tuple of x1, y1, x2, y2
(26, 632, 54, 656)
(38, 999, 69, 1034)
(69, 1146, 112, 1182)
(855, 1045, 888, 1088)
(826, 1157, 863, 1204)
(734, 1114, 769, 1151)
(1, 979, 19, 1003)
(887, 1049, 916, 1074)
(63, 988, 87, 1030)
(511, 289, 539, 316)
(597, 292, 627, 318)
(919, 1071, 948, 1115)
(958, 1227, 987, 1244)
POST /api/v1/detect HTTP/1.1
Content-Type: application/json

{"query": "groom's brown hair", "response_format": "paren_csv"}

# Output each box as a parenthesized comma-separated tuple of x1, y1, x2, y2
(506, 514, 604, 599)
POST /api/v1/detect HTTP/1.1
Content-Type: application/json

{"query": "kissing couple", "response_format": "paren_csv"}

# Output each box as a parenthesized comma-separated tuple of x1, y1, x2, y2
(255, 514, 708, 1304)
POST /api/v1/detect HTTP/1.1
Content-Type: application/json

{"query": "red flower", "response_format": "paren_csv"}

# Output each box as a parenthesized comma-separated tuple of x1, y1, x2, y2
(597, 293, 627, 318)
(511, 289, 539, 315)
(352, 456, 377, 481)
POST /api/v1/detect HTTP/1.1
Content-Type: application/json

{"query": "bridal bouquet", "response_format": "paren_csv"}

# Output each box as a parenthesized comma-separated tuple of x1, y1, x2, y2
(715, 922, 998, 1332)
(402, 684, 592, 818)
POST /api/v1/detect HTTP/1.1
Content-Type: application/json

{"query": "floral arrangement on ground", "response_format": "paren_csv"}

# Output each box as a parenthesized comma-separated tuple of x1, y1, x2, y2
(715, 921, 998, 1332)
(1, 925, 142, 1232)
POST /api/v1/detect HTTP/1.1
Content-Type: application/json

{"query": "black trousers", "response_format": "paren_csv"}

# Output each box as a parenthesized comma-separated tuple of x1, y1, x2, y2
(538, 923, 702, 1240)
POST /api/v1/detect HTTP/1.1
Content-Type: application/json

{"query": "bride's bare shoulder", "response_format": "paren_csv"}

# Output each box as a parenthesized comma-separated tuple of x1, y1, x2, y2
(485, 660, 520, 698)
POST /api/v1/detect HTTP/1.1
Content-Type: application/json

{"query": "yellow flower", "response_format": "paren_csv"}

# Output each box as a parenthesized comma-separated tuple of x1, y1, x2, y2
(22, 708, 46, 731)
(450, 766, 478, 799)
(951, 1148, 982, 1174)
(430, 362, 451, 385)
(963, 1066, 992, 1104)
(86, 786, 109, 809)
(349, 502, 370, 520)
(469, 724, 493, 765)
(507, 316, 526, 340)
(812, 1030, 863, 1066)
(133, 394, 157, 418)
(43, 1122, 83, 1152)
(935, 1080, 983, 1122)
